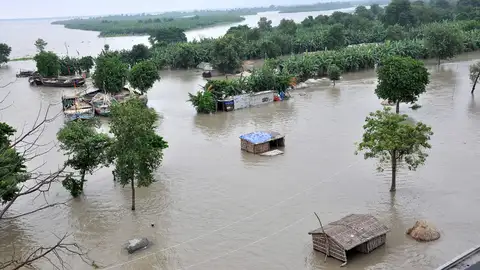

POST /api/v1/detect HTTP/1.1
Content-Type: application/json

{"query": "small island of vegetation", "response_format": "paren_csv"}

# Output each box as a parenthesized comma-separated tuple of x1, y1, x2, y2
(52, 14, 247, 37)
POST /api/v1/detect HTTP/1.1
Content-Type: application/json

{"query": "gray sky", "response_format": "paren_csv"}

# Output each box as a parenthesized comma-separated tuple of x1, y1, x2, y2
(1, 0, 324, 19)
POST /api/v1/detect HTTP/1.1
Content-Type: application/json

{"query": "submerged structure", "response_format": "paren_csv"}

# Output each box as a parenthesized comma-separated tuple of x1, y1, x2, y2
(239, 131, 285, 154)
(308, 214, 389, 265)
(435, 245, 480, 270)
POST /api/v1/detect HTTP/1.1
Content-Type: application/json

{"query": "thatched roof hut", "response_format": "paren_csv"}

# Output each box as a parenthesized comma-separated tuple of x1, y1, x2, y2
(308, 214, 389, 265)
(407, 220, 440, 242)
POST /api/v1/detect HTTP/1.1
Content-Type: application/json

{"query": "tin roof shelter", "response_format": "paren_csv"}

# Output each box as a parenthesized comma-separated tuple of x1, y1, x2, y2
(239, 131, 285, 154)
(308, 214, 389, 266)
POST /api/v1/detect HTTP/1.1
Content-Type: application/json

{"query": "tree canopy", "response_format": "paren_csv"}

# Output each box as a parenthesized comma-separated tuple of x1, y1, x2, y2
(57, 120, 111, 197)
(211, 35, 245, 74)
(92, 53, 128, 93)
(109, 98, 168, 210)
(34, 51, 60, 77)
(128, 60, 160, 94)
(327, 64, 341, 85)
(356, 107, 433, 192)
(129, 44, 151, 65)
(0, 43, 12, 65)
(423, 23, 464, 65)
(375, 56, 430, 113)
(34, 38, 48, 52)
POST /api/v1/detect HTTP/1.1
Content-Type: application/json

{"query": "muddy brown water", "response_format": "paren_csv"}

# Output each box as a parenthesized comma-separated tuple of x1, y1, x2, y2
(1, 52, 480, 270)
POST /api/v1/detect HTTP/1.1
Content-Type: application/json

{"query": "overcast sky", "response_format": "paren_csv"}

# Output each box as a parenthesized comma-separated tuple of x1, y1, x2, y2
(1, 0, 330, 19)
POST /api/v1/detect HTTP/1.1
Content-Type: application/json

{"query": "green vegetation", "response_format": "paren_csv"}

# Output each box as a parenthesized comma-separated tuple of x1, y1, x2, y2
(128, 60, 160, 94)
(34, 51, 60, 77)
(188, 64, 293, 113)
(10, 57, 34, 62)
(92, 52, 129, 93)
(423, 23, 464, 65)
(53, 15, 247, 37)
(34, 38, 47, 52)
(375, 56, 430, 113)
(57, 120, 111, 197)
(0, 43, 12, 65)
(356, 107, 433, 192)
(108, 98, 168, 211)
(327, 64, 341, 86)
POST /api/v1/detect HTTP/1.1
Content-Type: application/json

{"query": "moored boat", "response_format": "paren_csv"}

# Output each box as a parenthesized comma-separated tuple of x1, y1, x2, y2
(29, 75, 86, 87)
(91, 92, 117, 116)
(16, 69, 36, 78)
(62, 95, 95, 122)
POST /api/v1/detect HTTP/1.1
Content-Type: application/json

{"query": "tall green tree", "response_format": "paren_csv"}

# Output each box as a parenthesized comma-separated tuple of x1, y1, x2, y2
(34, 38, 48, 52)
(375, 56, 430, 113)
(278, 19, 297, 35)
(211, 35, 244, 74)
(0, 43, 12, 65)
(325, 24, 345, 50)
(356, 107, 433, 192)
(129, 44, 151, 65)
(34, 51, 60, 77)
(128, 60, 160, 94)
(78, 56, 95, 73)
(470, 61, 480, 94)
(57, 120, 111, 197)
(109, 98, 168, 210)
(383, 0, 415, 27)
(424, 23, 464, 65)
(92, 53, 128, 94)
(258, 17, 273, 31)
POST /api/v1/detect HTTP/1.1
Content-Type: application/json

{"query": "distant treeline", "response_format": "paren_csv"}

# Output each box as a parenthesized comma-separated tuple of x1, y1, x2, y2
(278, 0, 391, 13)
(53, 15, 246, 37)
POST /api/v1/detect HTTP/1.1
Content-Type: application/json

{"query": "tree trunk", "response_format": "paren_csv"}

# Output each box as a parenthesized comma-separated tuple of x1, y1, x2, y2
(472, 73, 479, 94)
(437, 57, 441, 66)
(395, 101, 400, 114)
(131, 179, 136, 211)
(390, 151, 397, 192)
(80, 170, 86, 191)
(333, 80, 336, 86)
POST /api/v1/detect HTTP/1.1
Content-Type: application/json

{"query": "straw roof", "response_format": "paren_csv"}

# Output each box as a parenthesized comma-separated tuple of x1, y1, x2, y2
(309, 214, 389, 250)
(407, 220, 440, 242)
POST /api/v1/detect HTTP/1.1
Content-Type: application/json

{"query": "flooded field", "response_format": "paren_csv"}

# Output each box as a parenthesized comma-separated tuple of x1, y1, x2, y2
(1, 52, 480, 269)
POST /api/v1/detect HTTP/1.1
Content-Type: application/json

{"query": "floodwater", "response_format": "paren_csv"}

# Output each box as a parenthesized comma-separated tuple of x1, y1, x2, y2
(1, 12, 480, 270)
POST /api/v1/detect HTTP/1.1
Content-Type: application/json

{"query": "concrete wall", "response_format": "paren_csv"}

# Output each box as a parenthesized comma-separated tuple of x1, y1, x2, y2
(233, 94, 250, 110)
(249, 91, 274, 107)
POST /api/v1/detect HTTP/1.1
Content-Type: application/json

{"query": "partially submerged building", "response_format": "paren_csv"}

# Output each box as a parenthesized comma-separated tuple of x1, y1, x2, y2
(308, 214, 389, 265)
(239, 131, 285, 154)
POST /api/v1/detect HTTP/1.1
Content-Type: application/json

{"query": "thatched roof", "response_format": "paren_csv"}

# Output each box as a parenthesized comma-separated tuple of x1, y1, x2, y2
(309, 214, 389, 250)
(407, 220, 440, 242)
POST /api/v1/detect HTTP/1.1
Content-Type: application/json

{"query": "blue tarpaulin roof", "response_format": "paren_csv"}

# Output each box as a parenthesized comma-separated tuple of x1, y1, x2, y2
(239, 131, 282, 144)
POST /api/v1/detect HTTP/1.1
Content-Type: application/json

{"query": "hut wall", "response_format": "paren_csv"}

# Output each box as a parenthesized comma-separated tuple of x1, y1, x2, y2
(354, 234, 386, 254)
(249, 91, 274, 107)
(233, 94, 250, 110)
(253, 142, 270, 154)
(312, 234, 347, 262)
(241, 139, 253, 152)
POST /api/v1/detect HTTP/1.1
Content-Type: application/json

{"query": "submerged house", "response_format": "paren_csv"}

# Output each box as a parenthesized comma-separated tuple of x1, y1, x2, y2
(308, 214, 389, 265)
(240, 131, 285, 154)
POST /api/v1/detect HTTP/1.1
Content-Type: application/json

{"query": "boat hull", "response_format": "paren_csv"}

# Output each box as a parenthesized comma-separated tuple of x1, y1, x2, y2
(64, 111, 95, 122)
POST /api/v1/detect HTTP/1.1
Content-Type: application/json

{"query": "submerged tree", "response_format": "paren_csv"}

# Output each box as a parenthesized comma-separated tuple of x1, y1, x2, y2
(0, 43, 12, 65)
(34, 51, 60, 77)
(129, 44, 151, 65)
(34, 38, 48, 52)
(78, 56, 95, 74)
(356, 107, 433, 192)
(469, 61, 480, 94)
(211, 35, 245, 74)
(327, 64, 341, 86)
(92, 54, 128, 94)
(128, 60, 160, 94)
(57, 120, 111, 197)
(0, 93, 94, 268)
(424, 23, 464, 65)
(109, 99, 168, 210)
(375, 56, 429, 113)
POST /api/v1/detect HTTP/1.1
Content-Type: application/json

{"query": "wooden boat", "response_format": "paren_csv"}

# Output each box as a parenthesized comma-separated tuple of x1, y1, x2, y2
(29, 75, 86, 87)
(91, 92, 117, 116)
(62, 95, 95, 122)
(16, 70, 36, 78)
